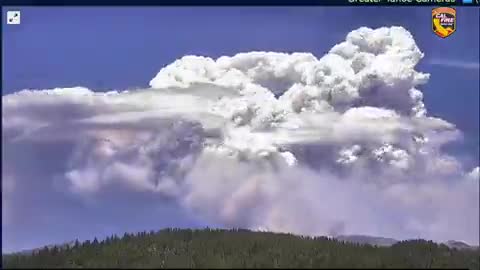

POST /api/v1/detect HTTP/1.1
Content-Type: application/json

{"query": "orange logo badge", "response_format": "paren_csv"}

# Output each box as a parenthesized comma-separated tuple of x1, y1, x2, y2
(432, 7, 456, 38)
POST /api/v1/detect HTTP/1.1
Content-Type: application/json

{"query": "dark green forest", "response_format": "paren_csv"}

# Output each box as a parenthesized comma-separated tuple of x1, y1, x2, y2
(3, 228, 479, 269)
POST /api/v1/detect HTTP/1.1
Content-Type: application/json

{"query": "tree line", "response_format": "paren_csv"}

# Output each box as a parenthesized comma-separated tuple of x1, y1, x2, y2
(3, 228, 479, 269)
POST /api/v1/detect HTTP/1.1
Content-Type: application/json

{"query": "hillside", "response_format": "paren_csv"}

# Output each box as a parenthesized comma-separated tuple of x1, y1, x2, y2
(3, 228, 479, 269)
(335, 235, 399, 247)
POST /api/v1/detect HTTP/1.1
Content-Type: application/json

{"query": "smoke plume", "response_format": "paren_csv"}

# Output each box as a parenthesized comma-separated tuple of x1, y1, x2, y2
(3, 26, 479, 246)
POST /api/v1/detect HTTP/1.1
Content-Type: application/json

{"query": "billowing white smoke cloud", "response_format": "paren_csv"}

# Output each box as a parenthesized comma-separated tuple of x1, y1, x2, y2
(3, 26, 479, 245)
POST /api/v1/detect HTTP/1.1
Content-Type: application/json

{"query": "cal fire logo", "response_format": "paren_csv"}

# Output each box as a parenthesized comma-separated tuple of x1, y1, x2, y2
(432, 7, 456, 38)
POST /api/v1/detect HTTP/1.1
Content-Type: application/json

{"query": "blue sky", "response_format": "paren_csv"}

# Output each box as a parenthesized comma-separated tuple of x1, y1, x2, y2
(2, 7, 479, 252)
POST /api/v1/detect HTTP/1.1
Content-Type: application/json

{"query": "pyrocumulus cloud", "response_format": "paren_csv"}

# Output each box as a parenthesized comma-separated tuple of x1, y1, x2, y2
(3, 26, 479, 245)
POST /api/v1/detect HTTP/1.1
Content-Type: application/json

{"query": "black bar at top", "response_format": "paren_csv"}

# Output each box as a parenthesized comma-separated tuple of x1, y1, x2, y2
(1, 0, 479, 6)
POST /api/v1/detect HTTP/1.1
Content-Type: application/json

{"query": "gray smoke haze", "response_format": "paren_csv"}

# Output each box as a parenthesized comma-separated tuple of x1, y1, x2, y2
(3, 26, 479, 246)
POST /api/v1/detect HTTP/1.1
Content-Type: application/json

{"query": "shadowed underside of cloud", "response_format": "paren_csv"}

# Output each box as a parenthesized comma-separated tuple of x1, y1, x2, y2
(2, 26, 479, 251)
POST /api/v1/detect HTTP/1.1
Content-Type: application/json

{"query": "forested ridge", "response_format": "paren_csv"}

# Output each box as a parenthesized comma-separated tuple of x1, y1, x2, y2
(3, 228, 479, 269)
